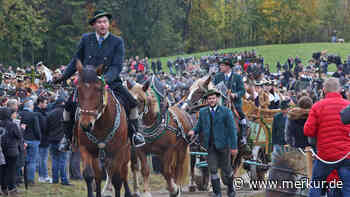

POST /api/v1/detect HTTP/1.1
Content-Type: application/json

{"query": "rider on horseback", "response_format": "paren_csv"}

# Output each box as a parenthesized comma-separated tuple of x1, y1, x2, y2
(53, 10, 145, 149)
(213, 58, 248, 144)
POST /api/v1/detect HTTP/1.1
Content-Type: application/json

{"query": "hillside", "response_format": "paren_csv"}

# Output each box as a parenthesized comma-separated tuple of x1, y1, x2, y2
(153, 42, 350, 72)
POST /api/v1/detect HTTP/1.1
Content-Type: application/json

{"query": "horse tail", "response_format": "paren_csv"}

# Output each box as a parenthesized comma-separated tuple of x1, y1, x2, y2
(176, 144, 190, 186)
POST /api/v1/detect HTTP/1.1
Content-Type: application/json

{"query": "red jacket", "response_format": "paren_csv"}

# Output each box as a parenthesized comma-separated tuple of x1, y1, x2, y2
(304, 92, 350, 161)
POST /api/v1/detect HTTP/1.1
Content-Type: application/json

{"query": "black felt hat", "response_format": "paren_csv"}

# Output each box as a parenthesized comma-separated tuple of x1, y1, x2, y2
(89, 10, 112, 25)
(203, 89, 221, 99)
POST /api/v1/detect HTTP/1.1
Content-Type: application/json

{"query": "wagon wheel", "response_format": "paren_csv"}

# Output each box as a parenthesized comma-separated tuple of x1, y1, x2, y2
(249, 145, 269, 190)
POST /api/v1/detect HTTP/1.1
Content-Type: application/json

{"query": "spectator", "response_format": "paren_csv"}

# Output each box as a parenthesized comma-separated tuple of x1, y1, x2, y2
(19, 100, 41, 185)
(0, 108, 22, 195)
(271, 100, 288, 154)
(34, 96, 51, 183)
(47, 99, 71, 186)
(304, 78, 350, 196)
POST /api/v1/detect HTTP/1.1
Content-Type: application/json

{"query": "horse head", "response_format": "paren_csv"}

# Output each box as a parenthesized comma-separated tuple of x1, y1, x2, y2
(181, 75, 213, 111)
(127, 76, 167, 126)
(75, 60, 107, 132)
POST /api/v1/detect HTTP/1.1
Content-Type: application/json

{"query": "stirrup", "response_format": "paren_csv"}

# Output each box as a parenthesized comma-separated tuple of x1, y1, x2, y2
(132, 133, 146, 148)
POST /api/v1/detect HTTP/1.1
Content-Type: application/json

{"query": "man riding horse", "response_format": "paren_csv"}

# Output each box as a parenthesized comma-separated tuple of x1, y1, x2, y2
(213, 58, 248, 144)
(53, 10, 145, 148)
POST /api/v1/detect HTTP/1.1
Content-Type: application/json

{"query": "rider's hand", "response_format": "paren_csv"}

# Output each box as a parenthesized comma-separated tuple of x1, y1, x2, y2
(188, 130, 195, 137)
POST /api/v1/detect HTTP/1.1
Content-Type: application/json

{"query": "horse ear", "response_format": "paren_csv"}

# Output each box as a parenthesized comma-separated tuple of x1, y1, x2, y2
(96, 64, 104, 75)
(127, 79, 135, 90)
(76, 59, 83, 73)
(203, 75, 211, 89)
(142, 79, 151, 92)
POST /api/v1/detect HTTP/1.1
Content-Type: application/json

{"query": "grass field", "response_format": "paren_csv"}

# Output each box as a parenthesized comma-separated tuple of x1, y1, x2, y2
(151, 42, 350, 72)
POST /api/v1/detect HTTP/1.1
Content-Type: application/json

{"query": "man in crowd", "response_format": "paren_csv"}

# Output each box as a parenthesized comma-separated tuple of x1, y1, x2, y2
(188, 90, 238, 197)
(19, 100, 41, 185)
(304, 78, 350, 196)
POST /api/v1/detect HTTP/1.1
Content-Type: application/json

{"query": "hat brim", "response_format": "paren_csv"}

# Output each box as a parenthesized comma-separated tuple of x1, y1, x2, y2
(218, 61, 234, 67)
(203, 91, 221, 99)
(89, 13, 112, 25)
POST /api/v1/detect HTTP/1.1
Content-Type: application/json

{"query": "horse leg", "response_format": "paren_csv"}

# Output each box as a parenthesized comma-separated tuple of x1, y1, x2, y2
(81, 147, 95, 197)
(92, 158, 104, 197)
(111, 174, 123, 197)
(138, 152, 152, 197)
(130, 149, 141, 197)
(189, 153, 196, 192)
(102, 173, 114, 197)
(162, 155, 180, 197)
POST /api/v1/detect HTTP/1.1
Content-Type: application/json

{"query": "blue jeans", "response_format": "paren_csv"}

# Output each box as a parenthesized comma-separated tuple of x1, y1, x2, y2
(50, 143, 69, 184)
(309, 159, 350, 197)
(38, 146, 50, 178)
(25, 140, 40, 182)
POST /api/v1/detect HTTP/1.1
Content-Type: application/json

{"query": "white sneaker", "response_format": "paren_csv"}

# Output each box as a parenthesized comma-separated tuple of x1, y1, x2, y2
(38, 177, 52, 183)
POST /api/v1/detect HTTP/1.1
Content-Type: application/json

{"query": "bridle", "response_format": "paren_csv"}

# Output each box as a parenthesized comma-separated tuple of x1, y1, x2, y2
(76, 75, 109, 130)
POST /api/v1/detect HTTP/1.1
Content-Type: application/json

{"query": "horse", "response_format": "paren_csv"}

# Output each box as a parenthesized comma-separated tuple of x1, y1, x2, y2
(73, 60, 131, 197)
(127, 76, 192, 197)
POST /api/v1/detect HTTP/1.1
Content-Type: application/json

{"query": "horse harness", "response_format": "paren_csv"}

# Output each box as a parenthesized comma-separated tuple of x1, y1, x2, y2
(139, 77, 190, 144)
(74, 76, 121, 165)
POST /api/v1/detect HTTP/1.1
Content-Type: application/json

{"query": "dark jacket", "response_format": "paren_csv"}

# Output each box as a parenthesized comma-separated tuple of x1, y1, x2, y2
(192, 105, 238, 150)
(271, 112, 287, 145)
(0, 108, 22, 157)
(63, 32, 125, 89)
(341, 103, 350, 124)
(213, 72, 245, 107)
(46, 104, 65, 143)
(285, 108, 309, 148)
(34, 107, 49, 147)
(19, 109, 41, 141)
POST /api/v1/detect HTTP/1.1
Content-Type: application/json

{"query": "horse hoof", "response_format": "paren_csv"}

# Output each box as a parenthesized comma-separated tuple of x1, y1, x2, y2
(169, 188, 181, 197)
(132, 192, 142, 197)
(189, 185, 196, 192)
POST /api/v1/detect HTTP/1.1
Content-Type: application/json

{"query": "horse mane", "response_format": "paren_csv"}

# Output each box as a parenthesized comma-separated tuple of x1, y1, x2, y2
(80, 65, 98, 83)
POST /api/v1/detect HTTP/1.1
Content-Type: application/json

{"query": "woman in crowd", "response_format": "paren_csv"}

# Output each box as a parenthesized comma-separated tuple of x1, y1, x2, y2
(0, 107, 22, 195)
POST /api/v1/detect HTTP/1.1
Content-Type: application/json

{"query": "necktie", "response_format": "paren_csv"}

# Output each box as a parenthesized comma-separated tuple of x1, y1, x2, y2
(225, 75, 228, 81)
(98, 37, 104, 47)
(211, 108, 215, 118)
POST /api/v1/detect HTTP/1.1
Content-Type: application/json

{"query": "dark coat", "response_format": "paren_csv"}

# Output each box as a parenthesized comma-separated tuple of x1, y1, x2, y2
(0, 119, 22, 157)
(34, 107, 49, 147)
(285, 108, 309, 148)
(271, 112, 287, 145)
(19, 109, 41, 141)
(157, 60, 162, 72)
(192, 105, 238, 150)
(213, 72, 245, 107)
(63, 32, 125, 89)
(46, 104, 65, 143)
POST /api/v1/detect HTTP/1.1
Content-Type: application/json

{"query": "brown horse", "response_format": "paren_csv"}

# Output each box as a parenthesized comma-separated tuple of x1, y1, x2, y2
(74, 60, 131, 197)
(127, 76, 192, 197)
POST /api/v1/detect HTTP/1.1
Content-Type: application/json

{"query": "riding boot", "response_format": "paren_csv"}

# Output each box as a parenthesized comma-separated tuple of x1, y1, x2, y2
(129, 119, 146, 148)
(211, 178, 222, 197)
(59, 120, 74, 151)
(227, 176, 236, 197)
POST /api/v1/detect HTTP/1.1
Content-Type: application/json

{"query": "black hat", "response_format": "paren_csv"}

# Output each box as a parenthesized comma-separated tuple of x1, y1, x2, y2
(218, 58, 234, 67)
(203, 89, 221, 99)
(89, 10, 112, 25)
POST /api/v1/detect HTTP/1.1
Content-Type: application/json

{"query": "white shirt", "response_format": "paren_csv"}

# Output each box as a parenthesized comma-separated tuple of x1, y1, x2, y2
(96, 32, 110, 42)
(210, 105, 218, 112)
(225, 71, 232, 80)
